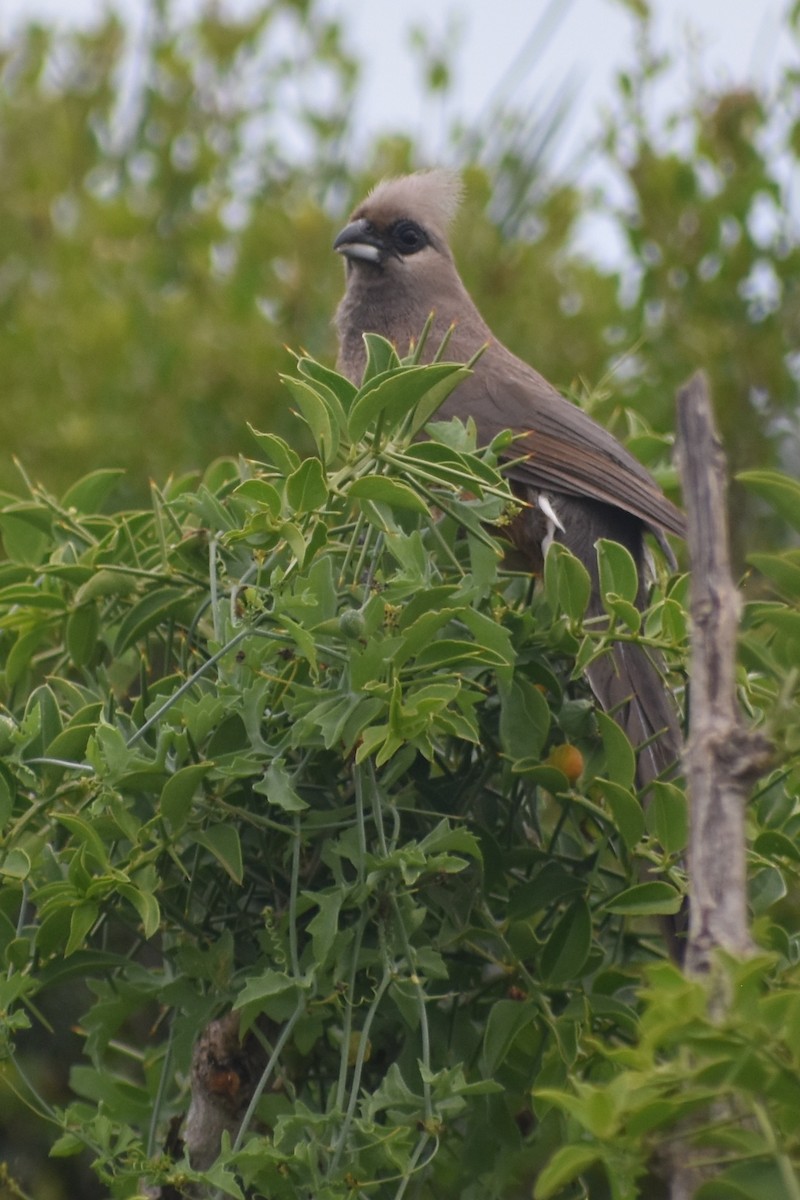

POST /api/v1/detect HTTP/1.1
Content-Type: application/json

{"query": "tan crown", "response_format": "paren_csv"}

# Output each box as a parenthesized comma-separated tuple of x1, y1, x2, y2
(355, 169, 463, 235)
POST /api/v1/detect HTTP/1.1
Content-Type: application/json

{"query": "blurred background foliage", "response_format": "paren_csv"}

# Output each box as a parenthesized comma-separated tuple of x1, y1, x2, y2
(1, 0, 798, 565)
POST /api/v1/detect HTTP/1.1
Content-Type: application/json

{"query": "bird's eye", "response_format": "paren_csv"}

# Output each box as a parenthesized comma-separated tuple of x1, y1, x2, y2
(390, 220, 427, 256)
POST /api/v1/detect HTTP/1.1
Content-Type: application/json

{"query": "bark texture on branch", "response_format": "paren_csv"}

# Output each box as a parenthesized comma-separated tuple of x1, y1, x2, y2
(667, 373, 773, 1200)
(144, 1011, 269, 1199)
(675, 371, 771, 979)
(183, 1011, 268, 1170)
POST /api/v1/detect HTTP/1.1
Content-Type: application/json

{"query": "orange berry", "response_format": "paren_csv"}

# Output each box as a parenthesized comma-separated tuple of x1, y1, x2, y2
(546, 743, 584, 783)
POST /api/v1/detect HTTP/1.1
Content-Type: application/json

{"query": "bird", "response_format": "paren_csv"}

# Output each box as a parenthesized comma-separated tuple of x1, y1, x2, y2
(332, 169, 684, 792)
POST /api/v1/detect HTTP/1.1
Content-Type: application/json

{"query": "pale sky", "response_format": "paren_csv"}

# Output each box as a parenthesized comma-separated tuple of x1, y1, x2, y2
(2, 0, 789, 142)
(326, 0, 790, 162)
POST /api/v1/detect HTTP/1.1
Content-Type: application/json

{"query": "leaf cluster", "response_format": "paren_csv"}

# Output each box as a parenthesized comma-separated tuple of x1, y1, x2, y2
(0, 350, 798, 1197)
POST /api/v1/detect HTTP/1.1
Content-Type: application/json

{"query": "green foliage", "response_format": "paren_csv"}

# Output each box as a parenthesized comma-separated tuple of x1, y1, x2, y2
(0, 350, 798, 1197)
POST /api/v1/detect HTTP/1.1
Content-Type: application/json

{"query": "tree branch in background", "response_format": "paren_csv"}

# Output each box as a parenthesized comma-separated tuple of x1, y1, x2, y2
(676, 371, 772, 978)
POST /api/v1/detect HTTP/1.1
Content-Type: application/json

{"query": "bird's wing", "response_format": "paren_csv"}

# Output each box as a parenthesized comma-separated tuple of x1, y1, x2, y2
(438, 348, 686, 539)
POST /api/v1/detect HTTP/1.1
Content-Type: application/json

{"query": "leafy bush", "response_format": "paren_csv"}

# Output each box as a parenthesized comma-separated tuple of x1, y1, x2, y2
(1, 350, 799, 1198)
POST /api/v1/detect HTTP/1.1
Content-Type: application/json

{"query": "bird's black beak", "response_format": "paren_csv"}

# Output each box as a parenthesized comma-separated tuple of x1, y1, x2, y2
(333, 218, 385, 265)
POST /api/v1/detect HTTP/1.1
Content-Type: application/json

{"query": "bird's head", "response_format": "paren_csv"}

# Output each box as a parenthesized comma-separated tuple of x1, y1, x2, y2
(333, 170, 485, 377)
(333, 169, 463, 280)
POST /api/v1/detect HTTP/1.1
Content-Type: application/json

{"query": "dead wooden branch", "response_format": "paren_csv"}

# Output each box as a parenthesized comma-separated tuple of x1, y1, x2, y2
(675, 371, 771, 978)
(667, 372, 773, 1200)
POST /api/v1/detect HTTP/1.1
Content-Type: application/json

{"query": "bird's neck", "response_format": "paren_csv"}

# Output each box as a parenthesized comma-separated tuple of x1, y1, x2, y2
(335, 268, 490, 383)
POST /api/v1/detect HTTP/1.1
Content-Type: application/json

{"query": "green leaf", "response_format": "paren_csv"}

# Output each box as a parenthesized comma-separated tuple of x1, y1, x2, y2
(361, 332, 401, 381)
(695, 1160, 795, 1200)
(6, 627, 49, 689)
(0, 584, 66, 612)
(66, 604, 99, 667)
(754, 829, 800, 863)
(117, 884, 161, 938)
(597, 538, 640, 607)
(247, 426, 301, 474)
(544, 543, 591, 621)
(296, 356, 358, 411)
(161, 763, 213, 829)
(0, 849, 31, 880)
(749, 865, 787, 913)
(499, 676, 551, 761)
(534, 1144, 602, 1200)
(406, 366, 471, 437)
(234, 478, 282, 515)
(194, 825, 243, 884)
(56, 814, 110, 870)
(49, 1132, 85, 1158)
(61, 468, 125, 512)
(481, 999, 537, 1073)
(596, 710, 636, 790)
(747, 551, 800, 597)
(418, 820, 481, 860)
(233, 968, 302, 1029)
(113, 587, 192, 655)
(414, 638, 506, 670)
(66, 903, 99, 956)
(397, 440, 492, 493)
(348, 363, 466, 442)
(286, 458, 328, 514)
(593, 778, 645, 850)
(255, 759, 309, 812)
(604, 881, 683, 915)
(604, 594, 642, 633)
(647, 781, 689, 855)
(459, 607, 515, 678)
(508, 864, 586, 919)
(540, 899, 592, 984)
(201, 1159, 247, 1200)
(74, 569, 139, 605)
(305, 890, 342, 967)
(0, 511, 51, 564)
(0, 774, 13, 835)
(43, 723, 97, 765)
(348, 475, 428, 513)
(738, 469, 800, 533)
(281, 376, 338, 463)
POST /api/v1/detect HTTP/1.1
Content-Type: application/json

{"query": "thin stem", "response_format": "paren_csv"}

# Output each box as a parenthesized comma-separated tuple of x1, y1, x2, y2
(354, 764, 368, 882)
(365, 762, 432, 1120)
(333, 917, 367, 1114)
(393, 1132, 438, 1200)
(147, 1023, 174, 1157)
(289, 815, 301, 978)
(338, 509, 367, 587)
(127, 626, 252, 746)
(208, 536, 221, 642)
(23, 758, 95, 772)
(329, 967, 392, 1176)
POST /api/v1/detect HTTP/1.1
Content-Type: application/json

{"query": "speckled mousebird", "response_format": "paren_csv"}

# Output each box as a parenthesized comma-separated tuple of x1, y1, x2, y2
(333, 169, 684, 790)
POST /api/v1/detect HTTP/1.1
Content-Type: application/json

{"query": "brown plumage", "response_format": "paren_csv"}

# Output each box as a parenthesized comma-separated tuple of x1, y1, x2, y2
(333, 170, 683, 791)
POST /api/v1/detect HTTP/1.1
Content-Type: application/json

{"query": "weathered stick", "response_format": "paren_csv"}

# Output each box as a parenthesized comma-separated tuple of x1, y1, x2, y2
(675, 371, 771, 978)
(665, 373, 773, 1200)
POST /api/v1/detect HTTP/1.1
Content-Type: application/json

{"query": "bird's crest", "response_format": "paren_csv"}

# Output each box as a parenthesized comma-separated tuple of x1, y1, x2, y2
(359, 169, 463, 233)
